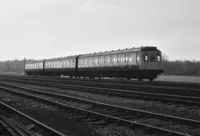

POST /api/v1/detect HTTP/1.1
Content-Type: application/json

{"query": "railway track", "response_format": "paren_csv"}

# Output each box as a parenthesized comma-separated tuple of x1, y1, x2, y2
(1, 77, 200, 106)
(0, 83, 199, 136)
(2, 75, 200, 89)
(0, 115, 38, 136)
(0, 75, 199, 97)
(0, 101, 66, 136)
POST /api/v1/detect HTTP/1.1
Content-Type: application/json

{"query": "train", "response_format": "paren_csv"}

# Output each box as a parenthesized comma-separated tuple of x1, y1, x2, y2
(25, 46, 164, 81)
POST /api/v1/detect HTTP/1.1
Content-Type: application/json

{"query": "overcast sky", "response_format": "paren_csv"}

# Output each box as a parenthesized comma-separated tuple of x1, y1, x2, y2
(0, 0, 199, 61)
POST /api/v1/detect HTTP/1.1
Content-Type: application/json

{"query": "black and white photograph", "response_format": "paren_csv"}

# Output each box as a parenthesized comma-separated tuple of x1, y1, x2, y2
(0, 0, 199, 136)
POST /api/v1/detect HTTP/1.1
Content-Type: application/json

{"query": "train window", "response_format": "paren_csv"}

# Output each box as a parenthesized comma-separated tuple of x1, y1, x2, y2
(125, 55, 128, 62)
(121, 54, 125, 62)
(99, 56, 103, 64)
(144, 52, 149, 62)
(156, 53, 161, 62)
(107, 56, 110, 64)
(111, 56, 114, 63)
(103, 56, 106, 64)
(88, 58, 90, 65)
(84, 58, 86, 65)
(86, 58, 89, 65)
(62, 61, 65, 66)
(150, 53, 155, 62)
(91, 58, 93, 65)
(94, 57, 98, 65)
(117, 55, 121, 63)
(114, 57, 117, 63)
(66, 60, 68, 66)
(115, 55, 118, 63)
(102, 56, 104, 64)
(136, 53, 140, 62)
(129, 56, 132, 62)
(69, 60, 71, 66)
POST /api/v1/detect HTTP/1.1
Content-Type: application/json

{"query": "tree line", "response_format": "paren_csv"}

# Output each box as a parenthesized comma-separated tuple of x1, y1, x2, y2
(0, 58, 199, 76)
(162, 56, 200, 76)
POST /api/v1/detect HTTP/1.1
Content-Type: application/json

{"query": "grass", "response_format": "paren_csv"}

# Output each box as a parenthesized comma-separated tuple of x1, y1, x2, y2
(156, 75, 200, 83)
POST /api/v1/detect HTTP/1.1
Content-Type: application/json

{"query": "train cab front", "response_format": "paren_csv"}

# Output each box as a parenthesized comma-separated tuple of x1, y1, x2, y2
(139, 47, 164, 81)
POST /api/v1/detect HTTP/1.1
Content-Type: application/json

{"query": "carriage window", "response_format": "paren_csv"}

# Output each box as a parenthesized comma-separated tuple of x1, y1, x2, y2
(100, 56, 104, 64)
(92, 58, 94, 65)
(116, 55, 119, 63)
(156, 53, 161, 62)
(125, 55, 128, 62)
(144, 53, 149, 62)
(121, 54, 125, 62)
(104, 56, 106, 64)
(129, 56, 132, 62)
(106, 56, 110, 64)
(136, 53, 140, 62)
(150, 52, 155, 62)
(114, 57, 117, 63)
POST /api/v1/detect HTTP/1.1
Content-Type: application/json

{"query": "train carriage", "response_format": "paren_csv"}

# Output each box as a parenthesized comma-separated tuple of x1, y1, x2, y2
(43, 56, 77, 76)
(25, 61, 44, 76)
(77, 46, 163, 80)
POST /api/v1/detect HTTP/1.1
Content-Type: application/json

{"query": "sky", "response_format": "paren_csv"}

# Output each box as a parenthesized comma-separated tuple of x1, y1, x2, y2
(0, 0, 199, 61)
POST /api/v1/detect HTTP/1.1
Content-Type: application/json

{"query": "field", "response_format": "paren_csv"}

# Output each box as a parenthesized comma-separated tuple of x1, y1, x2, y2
(156, 75, 200, 83)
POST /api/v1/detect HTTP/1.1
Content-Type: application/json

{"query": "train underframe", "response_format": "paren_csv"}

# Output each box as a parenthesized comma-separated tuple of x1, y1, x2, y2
(25, 67, 163, 81)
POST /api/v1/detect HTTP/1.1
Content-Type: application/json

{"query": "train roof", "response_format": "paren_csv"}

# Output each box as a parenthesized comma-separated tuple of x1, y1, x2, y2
(79, 46, 160, 58)
(25, 60, 43, 64)
(45, 55, 78, 62)
(26, 46, 160, 64)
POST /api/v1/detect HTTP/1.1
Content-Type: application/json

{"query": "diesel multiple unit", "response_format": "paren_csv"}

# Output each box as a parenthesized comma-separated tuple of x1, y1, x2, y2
(25, 46, 164, 81)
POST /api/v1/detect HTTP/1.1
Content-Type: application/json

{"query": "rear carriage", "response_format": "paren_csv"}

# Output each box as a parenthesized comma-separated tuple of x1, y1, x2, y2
(25, 61, 44, 76)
